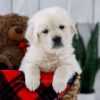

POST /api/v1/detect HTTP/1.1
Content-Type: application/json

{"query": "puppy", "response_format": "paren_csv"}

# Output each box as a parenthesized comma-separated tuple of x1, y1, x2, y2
(19, 7, 81, 93)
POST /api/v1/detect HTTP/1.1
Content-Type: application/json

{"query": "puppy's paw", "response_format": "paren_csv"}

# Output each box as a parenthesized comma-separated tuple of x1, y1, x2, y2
(52, 76, 67, 93)
(25, 75, 40, 91)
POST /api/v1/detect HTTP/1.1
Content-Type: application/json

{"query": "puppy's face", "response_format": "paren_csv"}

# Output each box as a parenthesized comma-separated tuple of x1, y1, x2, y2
(26, 7, 77, 53)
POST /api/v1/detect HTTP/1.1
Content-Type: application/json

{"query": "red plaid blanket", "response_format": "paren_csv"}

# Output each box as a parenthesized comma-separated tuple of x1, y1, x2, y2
(0, 70, 77, 100)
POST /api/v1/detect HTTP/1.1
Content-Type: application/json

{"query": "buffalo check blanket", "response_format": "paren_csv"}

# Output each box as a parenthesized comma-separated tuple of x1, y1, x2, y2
(0, 70, 78, 100)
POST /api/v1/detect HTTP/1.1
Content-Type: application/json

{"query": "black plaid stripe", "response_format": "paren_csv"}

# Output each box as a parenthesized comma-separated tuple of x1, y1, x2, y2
(6, 75, 25, 100)
(37, 84, 57, 100)
(0, 72, 25, 100)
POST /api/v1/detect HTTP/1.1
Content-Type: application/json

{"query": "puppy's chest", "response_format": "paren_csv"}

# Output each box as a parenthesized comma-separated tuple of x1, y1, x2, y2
(38, 54, 62, 72)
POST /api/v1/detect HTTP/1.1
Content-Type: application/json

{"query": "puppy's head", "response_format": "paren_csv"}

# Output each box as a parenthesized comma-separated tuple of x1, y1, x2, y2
(26, 7, 77, 53)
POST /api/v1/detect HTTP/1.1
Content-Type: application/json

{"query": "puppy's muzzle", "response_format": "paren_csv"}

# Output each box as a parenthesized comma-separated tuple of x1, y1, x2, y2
(52, 36, 63, 48)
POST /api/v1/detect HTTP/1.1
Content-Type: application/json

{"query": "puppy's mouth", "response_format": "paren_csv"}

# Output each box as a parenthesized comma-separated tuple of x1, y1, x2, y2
(52, 42, 63, 49)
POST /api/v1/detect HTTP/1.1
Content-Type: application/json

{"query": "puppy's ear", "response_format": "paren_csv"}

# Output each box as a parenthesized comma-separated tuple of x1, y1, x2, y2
(69, 17, 78, 35)
(33, 27, 38, 44)
(25, 21, 38, 44)
(70, 24, 78, 34)
(25, 22, 34, 44)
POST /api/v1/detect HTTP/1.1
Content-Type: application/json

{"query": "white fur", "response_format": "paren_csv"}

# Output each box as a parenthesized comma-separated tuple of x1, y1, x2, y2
(19, 7, 82, 93)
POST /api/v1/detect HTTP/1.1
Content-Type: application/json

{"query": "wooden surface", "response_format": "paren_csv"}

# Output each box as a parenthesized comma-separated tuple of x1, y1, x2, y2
(0, 0, 100, 23)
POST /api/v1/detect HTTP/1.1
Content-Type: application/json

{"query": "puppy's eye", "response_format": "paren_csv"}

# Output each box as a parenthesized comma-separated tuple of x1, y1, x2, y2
(59, 25, 65, 30)
(42, 29, 49, 34)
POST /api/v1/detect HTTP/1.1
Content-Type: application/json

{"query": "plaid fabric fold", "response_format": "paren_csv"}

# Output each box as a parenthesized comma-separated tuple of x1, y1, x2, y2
(0, 70, 77, 100)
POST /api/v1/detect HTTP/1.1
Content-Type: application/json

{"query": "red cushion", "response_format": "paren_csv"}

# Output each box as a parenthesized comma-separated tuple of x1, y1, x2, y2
(0, 70, 77, 100)
(0, 70, 56, 100)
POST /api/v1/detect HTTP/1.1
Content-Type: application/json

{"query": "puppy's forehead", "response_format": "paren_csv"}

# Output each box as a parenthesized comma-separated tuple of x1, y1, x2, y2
(30, 7, 74, 28)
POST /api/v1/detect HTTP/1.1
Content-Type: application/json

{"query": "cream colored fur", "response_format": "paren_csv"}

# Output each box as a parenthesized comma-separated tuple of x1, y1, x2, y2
(19, 7, 81, 93)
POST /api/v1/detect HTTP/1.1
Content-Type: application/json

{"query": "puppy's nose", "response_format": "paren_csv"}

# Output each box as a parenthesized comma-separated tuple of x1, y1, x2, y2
(52, 36, 61, 43)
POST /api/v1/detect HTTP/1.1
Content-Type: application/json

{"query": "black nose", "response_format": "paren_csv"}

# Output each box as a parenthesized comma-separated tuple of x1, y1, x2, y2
(52, 36, 61, 43)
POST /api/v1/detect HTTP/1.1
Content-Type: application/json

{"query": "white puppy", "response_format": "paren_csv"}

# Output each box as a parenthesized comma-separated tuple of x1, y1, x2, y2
(19, 7, 81, 93)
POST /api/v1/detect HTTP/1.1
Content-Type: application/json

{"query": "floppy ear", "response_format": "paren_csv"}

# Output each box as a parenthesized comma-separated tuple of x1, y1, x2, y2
(70, 24, 78, 35)
(68, 16, 78, 35)
(25, 21, 38, 44)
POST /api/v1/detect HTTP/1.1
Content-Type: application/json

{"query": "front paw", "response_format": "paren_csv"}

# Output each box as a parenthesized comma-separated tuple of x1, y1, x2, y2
(52, 76, 67, 93)
(25, 75, 40, 91)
